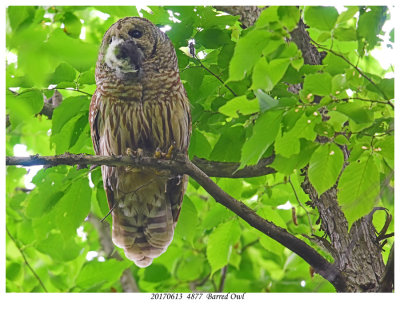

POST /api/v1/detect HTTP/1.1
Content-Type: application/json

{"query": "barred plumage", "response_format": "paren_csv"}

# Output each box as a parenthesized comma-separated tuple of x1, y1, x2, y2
(89, 17, 191, 267)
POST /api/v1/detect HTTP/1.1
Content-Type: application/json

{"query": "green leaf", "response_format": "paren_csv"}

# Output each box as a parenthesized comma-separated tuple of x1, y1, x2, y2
(176, 256, 205, 281)
(94, 6, 139, 18)
(336, 103, 373, 124)
(251, 57, 290, 91)
(6, 89, 44, 127)
(357, 7, 387, 50)
(240, 110, 283, 168)
(48, 62, 77, 84)
(303, 72, 332, 96)
(375, 135, 394, 161)
(188, 129, 212, 159)
(25, 167, 67, 218)
(334, 27, 357, 41)
(175, 196, 198, 245)
(69, 113, 89, 148)
(207, 220, 241, 275)
(7, 6, 36, 31)
(334, 135, 350, 145)
(76, 259, 131, 289)
(271, 140, 317, 175)
(275, 112, 319, 157)
(195, 28, 231, 49)
(378, 78, 394, 100)
(62, 12, 82, 38)
(218, 95, 259, 118)
(256, 6, 279, 28)
(304, 7, 339, 31)
(309, 143, 344, 196)
(52, 96, 89, 134)
(337, 6, 359, 24)
(143, 263, 171, 282)
(210, 126, 245, 162)
(257, 206, 287, 228)
(78, 67, 96, 85)
(323, 53, 350, 75)
(55, 178, 91, 237)
(46, 29, 98, 72)
(202, 204, 232, 230)
(229, 30, 270, 81)
(338, 156, 380, 227)
(36, 232, 81, 261)
(277, 6, 300, 31)
(256, 90, 279, 112)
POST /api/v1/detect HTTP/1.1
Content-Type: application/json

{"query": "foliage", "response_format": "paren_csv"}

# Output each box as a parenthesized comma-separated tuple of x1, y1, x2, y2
(6, 6, 394, 292)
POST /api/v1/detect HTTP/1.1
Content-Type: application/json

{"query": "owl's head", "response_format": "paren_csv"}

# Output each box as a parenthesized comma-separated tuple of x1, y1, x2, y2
(98, 17, 176, 79)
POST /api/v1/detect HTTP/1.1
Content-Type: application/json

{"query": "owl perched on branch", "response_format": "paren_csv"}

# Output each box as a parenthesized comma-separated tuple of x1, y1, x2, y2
(89, 17, 191, 267)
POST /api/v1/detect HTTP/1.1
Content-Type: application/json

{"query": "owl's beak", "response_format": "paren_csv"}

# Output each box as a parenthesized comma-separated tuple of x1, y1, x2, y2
(116, 41, 144, 71)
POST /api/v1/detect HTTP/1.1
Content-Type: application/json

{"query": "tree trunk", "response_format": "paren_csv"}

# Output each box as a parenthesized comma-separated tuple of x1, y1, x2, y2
(216, 5, 393, 293)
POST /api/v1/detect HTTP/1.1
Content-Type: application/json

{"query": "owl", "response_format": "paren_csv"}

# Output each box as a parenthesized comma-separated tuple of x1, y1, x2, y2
(89, 17, 191, 267)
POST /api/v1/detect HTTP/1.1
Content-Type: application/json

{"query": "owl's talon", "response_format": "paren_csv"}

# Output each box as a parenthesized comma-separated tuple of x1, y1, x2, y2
(154, 148, 162, 159)
(165, 145, 175, 159)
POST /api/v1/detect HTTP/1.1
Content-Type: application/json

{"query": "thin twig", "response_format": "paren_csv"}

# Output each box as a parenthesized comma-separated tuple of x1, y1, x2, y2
(6, 227, 48, 292)
(333, 97, 394, 108)
(100, 179, 155, 222)
(378, 242, 394, 292)
(189, 42, 238, 97)
(241, 239, 259, 252)
(310, 39, 393, 108)
(53, 87, 92, 96)
(218, 266, 228, 292)
(288, 176, 314, 233)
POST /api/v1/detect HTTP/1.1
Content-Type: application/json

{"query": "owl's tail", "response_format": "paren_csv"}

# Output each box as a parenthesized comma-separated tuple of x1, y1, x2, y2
(111, 199, 175, 268)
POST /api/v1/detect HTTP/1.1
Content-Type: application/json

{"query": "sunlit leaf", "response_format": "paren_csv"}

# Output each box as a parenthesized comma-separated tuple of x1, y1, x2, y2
(309, 143, 344, 196)
(338, 156, 380, 227)
(207, 220, 241, 275)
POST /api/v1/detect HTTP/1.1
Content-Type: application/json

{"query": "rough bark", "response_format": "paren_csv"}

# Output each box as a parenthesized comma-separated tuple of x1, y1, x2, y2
(216, 5, 392, 292)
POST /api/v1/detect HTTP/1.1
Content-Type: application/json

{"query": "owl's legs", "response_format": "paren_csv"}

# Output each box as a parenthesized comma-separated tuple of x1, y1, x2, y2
(124, 148, 144, 172)
(155, 143, 177, 159)
(126, 147, 143, 157)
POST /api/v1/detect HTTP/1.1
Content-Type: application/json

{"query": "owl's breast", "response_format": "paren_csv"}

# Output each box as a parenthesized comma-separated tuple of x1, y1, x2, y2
(96, 83, 190, 157)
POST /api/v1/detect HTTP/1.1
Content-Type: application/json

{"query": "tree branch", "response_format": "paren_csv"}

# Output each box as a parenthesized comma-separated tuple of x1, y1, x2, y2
(6, 153, 346, 291)
(309, 39, 393, 107)
(6, 227, 48, 292)
(6, 153, 276, 179)
(378, 242, 394, 292)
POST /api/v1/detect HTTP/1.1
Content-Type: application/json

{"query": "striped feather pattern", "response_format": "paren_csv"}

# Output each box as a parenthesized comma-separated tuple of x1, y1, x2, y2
(90, 17, 191, 267)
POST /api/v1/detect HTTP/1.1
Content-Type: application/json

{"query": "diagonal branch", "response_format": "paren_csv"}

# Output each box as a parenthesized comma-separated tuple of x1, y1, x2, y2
(6, 153, 346, 291)
(378, 242, 394, 292)
(6, 227, 48, 292)
(309, 39, 393, 107)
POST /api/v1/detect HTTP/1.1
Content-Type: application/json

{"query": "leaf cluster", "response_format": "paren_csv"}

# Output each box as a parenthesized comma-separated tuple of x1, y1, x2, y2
(6, 6, 393, 292)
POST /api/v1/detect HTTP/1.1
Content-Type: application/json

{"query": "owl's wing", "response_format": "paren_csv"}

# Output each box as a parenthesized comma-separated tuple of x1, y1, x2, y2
(89, 90, 101, 155)
(89, 91, 116, 210)
(166, 174, 188, 223)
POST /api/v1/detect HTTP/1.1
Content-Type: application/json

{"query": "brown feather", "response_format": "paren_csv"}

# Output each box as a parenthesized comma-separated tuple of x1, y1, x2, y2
(90, 17, 191, 267)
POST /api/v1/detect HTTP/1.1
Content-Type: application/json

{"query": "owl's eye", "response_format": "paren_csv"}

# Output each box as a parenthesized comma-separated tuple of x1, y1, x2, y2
(128, 29, 143, 39)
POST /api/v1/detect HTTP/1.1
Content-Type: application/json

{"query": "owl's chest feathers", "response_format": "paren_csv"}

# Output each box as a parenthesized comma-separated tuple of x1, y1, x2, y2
(98, 84, 188, 156)
(97, 69, 182, 99)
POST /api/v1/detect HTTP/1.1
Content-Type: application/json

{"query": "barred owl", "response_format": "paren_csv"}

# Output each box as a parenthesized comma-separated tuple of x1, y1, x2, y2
(89, 17, 191, 267)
